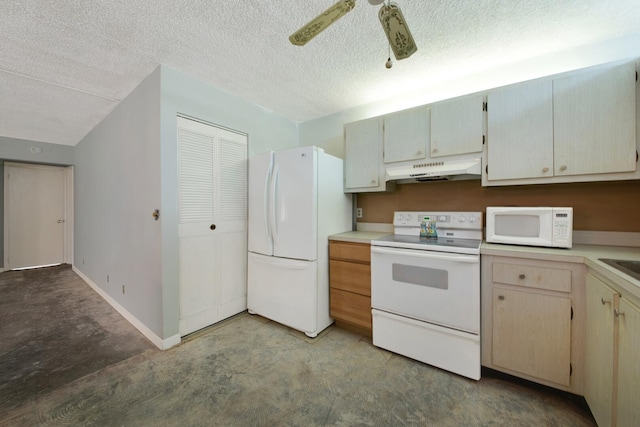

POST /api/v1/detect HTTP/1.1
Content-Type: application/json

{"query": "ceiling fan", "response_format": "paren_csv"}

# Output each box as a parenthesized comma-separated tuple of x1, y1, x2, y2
(289, 0, 418, 61)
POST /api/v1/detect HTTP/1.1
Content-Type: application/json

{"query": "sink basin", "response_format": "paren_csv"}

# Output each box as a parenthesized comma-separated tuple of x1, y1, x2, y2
(599, 259, 640, 281)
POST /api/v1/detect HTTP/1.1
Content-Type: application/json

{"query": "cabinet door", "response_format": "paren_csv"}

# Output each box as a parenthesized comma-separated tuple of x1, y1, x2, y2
(486, 80, 554, 180)
(553, 61, 636, 176)
(617, 298, 640, 427)
(492, 287, 571, 386)
(383, 106, 429, 163)
(584, 273, 618, 427)
(431, 94, 484, 158)
(344, 118, 383, 191)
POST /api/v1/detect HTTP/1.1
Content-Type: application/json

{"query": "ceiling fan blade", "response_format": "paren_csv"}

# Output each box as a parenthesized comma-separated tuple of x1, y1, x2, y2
(289, 0, 356, 46)
(379, 2, 417, 60)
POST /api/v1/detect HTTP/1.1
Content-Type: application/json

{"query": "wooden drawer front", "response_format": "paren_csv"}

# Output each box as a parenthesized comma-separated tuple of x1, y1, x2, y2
(330, 288, 371, 330)
(330, 260, 371, 296)
(493, 262, 571, 293)
(329, 241, 370, 263)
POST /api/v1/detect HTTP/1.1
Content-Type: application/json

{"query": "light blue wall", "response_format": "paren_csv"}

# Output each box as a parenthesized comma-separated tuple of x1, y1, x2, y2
(0, 137, 74, 269)
(73, 64, 298, 342)
(0, 136, 75, 165)
(158, 65, 298, 339)
(74, 67, 164, 337)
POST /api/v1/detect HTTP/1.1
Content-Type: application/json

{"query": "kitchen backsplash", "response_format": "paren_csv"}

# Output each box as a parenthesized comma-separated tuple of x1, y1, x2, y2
(357, 179, 640, 232)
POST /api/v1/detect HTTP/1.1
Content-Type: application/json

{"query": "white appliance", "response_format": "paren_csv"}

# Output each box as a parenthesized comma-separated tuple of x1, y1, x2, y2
(486, 207, 573, 249)
(247, 146, 352, 337)
(385, 157, 482, 183)
(371, 211, 482, 380)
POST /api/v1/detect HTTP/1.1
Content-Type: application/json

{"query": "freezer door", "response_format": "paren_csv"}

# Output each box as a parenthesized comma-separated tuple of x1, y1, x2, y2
(248, 151, 274, 256)
(273, 146, 317, 261)
(247, 252, 318, 334)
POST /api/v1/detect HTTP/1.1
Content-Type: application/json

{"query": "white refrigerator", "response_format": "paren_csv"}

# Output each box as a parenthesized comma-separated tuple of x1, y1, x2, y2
(247, 146, 352, 337)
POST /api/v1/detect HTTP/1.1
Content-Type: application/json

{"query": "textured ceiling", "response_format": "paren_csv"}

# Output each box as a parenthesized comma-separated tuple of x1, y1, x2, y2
(2, 0, 640, 146)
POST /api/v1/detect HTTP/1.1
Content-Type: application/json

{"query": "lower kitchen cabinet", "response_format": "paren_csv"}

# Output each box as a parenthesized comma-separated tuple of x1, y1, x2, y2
(481, 255, 585, 394)
(329, 240, 372, 336)
(585, 272, 640, 427)
(616, 298, 640, 427)
(492, 288, 572, 386)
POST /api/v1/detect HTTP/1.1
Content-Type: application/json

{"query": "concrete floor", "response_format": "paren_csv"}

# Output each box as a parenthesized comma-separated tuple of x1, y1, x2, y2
(0, 265, 597, 426)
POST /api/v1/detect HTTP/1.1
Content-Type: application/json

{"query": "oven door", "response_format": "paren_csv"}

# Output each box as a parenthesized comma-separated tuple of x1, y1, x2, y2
(371, 246, 479, 333)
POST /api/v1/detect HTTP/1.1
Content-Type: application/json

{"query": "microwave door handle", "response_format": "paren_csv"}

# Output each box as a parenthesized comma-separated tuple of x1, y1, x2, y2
(371, 246, 478, 263)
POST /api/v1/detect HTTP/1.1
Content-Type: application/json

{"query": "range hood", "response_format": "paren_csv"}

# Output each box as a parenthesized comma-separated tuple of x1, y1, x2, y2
(385, 158, 482, 184)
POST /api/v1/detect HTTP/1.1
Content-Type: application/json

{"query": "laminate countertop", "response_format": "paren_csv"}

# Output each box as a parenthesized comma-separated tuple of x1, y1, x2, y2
(481, 242, 640, 304)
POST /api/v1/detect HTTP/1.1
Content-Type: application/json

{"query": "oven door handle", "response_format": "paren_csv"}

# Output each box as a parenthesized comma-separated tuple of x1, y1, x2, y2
(371, 246, 479, 263)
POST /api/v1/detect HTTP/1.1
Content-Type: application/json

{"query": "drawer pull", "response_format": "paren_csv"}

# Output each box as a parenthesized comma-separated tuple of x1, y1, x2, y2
(614, 308, 625, 318)
(498, 295, 505, 301)
(601, 297, 611, 305)
(518, 274, 526, 280)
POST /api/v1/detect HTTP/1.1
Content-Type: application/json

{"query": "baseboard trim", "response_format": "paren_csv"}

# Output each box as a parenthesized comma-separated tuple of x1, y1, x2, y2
(72, 266, 180, 350)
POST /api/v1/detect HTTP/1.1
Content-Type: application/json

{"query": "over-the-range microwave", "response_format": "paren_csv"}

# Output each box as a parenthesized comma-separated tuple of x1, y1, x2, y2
(486, 207, 573, 249)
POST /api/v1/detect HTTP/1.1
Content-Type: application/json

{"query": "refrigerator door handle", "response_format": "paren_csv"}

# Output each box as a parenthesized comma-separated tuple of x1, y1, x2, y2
(270, 164, 279, 244)
(263, 159, 273, 245)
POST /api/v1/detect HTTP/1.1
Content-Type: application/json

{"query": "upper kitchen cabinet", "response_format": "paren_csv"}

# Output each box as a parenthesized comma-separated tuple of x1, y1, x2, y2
(554, 61, 636, 177)
(430, 94, 484, 158)
(383, 106, 429, 164)
(484, 59, 640, 186)
(344, 117, 394, 193)
(486, 79, 554, 181)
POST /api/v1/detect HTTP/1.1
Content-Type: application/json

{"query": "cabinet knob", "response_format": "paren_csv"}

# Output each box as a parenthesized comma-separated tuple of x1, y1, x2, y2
(601, 297, 611, 305)
(518, 274, 526, 280)
(614, 308, 625, 317)
(431, 148, 437, 154)
(559, 165, 567, 172)
(498, 295, 505, 300)
(542, 167, 549, 173)
(210, 224, 216, 231)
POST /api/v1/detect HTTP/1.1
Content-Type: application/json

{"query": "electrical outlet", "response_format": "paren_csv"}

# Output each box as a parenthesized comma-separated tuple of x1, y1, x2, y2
(356, 208, 363, 218)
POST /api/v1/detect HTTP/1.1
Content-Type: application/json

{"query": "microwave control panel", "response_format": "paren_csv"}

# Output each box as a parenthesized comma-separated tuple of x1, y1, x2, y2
(552, 210, 573, 243)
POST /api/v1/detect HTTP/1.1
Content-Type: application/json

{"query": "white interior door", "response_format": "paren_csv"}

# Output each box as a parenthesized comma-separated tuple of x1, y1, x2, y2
(4, 163, 66, 269)
(177, 117, 247, 336)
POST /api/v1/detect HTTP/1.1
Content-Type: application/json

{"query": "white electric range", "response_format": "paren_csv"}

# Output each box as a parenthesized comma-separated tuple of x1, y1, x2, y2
(370, 211, 482, 380)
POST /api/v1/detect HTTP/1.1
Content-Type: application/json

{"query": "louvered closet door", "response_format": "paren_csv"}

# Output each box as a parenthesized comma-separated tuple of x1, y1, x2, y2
(177, 117, 247, 336)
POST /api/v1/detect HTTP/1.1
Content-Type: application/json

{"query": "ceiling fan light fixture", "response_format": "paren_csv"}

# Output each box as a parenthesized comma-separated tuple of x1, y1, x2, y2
(379, 2, 417, 60)
(289, 0, 356, 46)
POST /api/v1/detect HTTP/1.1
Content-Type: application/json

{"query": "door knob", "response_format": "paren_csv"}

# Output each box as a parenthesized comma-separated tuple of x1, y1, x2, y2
(210, 224, 216, 231)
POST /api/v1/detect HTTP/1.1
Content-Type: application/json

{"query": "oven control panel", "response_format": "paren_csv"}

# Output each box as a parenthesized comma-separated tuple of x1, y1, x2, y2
(394, 211, 483, 230)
